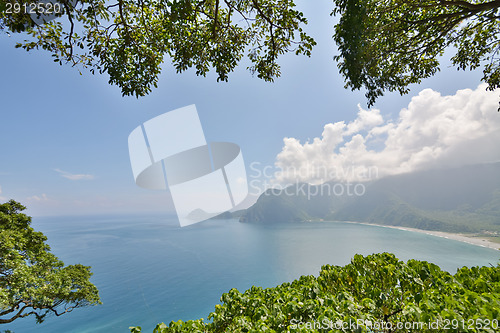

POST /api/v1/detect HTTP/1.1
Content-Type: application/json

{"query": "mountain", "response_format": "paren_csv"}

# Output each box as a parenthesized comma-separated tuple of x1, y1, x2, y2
(239, 183, 351, 223)
(210, 209, 246, 220)
(239, 163, 500, 234)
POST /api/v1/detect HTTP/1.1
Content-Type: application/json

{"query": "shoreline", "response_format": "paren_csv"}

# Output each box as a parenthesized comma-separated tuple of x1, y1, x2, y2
(334, 221, 500, 251)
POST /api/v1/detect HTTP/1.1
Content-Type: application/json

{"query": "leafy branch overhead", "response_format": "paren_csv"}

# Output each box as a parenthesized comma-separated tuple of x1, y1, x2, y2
(0, 0, 316, 97)
(1, 1, 499, 105)
(332, 0, 500, 106)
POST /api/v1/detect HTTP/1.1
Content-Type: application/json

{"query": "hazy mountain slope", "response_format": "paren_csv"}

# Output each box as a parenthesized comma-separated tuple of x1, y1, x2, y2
(334, 163, 500, 232)
(240, 183, 354, 223)
(240, 163, 500, 233)
(361, 163, 500, 211)
(239, 188, 311, 223)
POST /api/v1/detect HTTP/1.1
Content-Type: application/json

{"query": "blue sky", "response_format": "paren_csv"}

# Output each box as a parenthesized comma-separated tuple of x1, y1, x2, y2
(0, 1, 497, 217)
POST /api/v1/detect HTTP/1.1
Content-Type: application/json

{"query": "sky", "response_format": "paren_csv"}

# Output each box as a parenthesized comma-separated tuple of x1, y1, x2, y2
(0, 1, 498, 217)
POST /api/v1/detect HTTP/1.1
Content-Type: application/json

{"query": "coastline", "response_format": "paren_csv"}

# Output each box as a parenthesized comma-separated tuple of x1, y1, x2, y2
(336, 221, 500, 251)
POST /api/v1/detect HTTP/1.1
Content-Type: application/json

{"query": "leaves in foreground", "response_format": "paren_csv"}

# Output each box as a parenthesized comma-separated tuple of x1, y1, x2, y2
(131, 252, 500, 332)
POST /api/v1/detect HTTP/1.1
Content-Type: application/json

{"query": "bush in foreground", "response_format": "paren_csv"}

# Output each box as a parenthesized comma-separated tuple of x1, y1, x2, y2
(130, 253, 499, 332)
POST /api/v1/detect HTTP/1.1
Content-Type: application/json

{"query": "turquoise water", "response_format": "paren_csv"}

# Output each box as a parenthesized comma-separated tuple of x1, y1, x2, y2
(4, 216, 500, 333)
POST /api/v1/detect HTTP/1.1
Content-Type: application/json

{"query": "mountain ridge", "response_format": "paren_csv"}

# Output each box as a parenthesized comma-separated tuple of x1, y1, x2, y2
(238, 162, 500, 235)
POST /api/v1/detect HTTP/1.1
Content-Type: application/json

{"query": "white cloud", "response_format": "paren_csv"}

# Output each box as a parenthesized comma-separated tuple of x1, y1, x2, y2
(274, 84, 500, 184)
(26, 193, 50, 202)
(54, 168, 95, 180)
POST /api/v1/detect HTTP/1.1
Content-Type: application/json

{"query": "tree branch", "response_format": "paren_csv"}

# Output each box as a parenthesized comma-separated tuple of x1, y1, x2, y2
(399, 9, 473, 26)
(0, 301, 22, 317)
(213, 0, 219, 40)
(437, 0, 500, 11)
(62, 0, 75, 62)
(0, 304, 30, 324)
(117, 0, 131, 41)
(223, 0, 253, 27)
(251, 0, 276, 59)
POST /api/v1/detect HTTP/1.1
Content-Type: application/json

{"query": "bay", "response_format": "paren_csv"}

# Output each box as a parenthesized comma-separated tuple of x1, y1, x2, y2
(4, 216, 500, 333)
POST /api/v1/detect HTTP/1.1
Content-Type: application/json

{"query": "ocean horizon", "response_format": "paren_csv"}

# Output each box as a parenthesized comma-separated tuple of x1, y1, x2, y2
(4, 215, 500, 333)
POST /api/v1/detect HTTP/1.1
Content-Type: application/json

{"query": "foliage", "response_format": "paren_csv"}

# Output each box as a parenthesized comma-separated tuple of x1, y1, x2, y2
(332, 0, 500, 107)
(0, 0, 315, 97)
(2, 1, 499, 103)
(130, 252, 500, 332)
(0, 200, 101, 324)
(2, 1, 499, 104)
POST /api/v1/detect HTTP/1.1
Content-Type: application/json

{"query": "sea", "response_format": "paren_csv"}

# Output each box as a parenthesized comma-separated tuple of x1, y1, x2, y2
(4, 215, 500, 333)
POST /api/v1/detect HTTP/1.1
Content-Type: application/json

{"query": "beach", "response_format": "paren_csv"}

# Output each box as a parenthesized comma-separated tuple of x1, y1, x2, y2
(343, 221, 500, 251)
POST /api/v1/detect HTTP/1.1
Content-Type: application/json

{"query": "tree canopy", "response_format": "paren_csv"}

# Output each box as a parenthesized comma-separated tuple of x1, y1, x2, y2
(0, 200, 101, 324)
(0, 0, 315, 97)
(332, 0, 500, 106)
(130, 252, 500, 333)
(1, 0, 499, 105)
